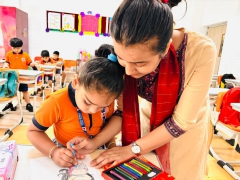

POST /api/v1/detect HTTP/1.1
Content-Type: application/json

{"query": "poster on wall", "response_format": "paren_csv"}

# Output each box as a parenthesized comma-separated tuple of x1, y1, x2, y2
(79, 12, 101, 37)
(47, 12, 61, 30)
(62, 13, 75, 31)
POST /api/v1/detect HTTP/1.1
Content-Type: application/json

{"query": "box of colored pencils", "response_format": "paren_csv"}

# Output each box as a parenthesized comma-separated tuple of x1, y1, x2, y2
(102, 156, 175, 180)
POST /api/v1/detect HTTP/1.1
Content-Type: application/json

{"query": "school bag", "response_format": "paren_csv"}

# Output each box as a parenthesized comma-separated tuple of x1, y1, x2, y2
(218, 87, 240, 127)
(0, 70, 18, 98)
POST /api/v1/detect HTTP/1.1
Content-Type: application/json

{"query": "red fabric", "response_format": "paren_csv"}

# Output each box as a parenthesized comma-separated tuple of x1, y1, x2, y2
(218, 87, 240, 127)
(122, 43, 180, 173)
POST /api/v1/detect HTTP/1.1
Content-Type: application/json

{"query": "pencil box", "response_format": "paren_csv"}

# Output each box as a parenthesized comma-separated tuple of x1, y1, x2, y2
(102, 156, 175, 180)
(0, 140, 18, 180)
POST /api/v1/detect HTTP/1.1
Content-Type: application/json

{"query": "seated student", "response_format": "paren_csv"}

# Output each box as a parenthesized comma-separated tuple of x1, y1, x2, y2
(39, 50, 55, 88)
(52, 51, 64, 87)
(4, 38, 36, 112)
(52, 51, 63, 73)
(26, 45, 124, 167)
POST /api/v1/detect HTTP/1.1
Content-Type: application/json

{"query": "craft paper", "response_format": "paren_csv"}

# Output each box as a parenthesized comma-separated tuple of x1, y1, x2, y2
(48, 12, 61, 30)
(30, 155, 104, 180)
(62, 14, 75, 31)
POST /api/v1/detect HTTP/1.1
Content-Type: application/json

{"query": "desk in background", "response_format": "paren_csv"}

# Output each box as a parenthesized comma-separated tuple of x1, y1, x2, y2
(231, 103, 240, 112)
(14, 145, 162, 180)
(225, 79, 240, 87)
(18, 70, 44, 113)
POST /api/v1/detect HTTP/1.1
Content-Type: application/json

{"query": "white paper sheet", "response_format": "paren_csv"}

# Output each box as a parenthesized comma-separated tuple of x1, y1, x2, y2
(30, 155, 104, 180)
(48, 12, 61, 30)
(62, 14, 75, 31)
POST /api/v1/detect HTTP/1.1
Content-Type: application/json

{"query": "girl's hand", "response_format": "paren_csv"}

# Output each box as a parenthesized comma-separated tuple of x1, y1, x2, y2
(51, 147, 77, 167)
(66, 137, 98, 158)
(90, 145, 134, 169)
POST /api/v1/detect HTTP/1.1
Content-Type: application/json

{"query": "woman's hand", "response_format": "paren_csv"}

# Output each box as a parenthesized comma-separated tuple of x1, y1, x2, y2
(66, 137, 98, 158)
(51, 147, 77, 167)
(90, 145, 134, 169)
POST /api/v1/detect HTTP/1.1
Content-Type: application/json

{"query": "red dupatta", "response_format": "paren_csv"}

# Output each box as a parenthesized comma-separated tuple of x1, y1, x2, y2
(122, 43, 180, 173)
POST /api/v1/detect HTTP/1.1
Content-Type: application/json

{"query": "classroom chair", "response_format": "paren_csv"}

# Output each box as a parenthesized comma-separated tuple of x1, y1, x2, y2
(62, 60, 78, 87)
(210, 91, 240, 179)
(0, 69, 23, 142)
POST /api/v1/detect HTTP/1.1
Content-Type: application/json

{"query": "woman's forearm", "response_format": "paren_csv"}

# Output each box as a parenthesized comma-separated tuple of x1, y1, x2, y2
(136, 124, 174, 154)
(94, 116, 122, 148)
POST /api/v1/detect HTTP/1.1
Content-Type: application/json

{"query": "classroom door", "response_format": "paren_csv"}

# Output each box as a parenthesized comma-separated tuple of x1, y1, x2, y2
(207, 24, 227, 75)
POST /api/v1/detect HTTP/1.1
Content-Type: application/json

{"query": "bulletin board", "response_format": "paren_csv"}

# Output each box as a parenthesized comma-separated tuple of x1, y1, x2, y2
(78, 12, 101, 37)
(46, 11, 78, 33)
(46, 10, 112, 37)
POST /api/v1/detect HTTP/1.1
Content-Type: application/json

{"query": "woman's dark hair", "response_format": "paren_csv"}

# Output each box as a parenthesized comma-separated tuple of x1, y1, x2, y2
(41, 50, 50, 57)
(168, 0, 183, 8)
(10, 38, 23, 47)
(110, 0, 174, 54)
(78, 44, 124, 98)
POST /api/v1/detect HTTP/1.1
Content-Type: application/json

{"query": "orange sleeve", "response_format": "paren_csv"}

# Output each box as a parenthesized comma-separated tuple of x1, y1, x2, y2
(33, 95, 60, 129)
(106, 102, 115, 118)
(25, 53, 32, 65)
(50, 59, 55, 63)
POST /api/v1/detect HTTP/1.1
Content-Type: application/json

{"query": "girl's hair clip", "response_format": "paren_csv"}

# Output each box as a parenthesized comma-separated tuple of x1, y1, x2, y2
(108, 54, 118, 62)
(162, 0, 168, 3)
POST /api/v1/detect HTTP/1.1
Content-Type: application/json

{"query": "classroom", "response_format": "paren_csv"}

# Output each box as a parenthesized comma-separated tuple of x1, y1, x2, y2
(0, 0, 240, 179)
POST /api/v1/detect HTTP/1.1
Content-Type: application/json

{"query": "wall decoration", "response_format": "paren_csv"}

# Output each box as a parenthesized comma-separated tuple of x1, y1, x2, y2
(47, 12, 61, 30)
(79, 12, 101, 37)
(46, 10, 111, 37)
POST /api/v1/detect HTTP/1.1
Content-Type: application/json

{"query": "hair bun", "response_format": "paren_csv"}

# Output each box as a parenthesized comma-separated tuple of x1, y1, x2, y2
(95, 44, 115, 58)
(168, 0, 183, 8)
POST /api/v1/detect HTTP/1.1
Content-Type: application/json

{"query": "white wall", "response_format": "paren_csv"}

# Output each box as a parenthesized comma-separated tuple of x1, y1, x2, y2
(218, 15, 240, 79)
(203, 0, 239, 26)
(172, 0, 207, 35)
(0, 0, 122, 59)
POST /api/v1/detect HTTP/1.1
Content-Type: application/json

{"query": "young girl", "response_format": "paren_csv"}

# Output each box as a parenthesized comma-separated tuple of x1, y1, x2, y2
(67, 0, 217, 179)
(27, 45, 124, 167)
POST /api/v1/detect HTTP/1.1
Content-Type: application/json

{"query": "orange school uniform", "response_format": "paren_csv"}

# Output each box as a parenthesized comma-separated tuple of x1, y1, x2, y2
(32, 84, 115, 146)
(51, 57, 63, 63)
(38, 58, 55, 65)
(5, 50, 32, 69)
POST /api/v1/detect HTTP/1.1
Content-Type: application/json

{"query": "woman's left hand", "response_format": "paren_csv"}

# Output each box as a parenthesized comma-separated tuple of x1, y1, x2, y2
(90, 145, 134, 169)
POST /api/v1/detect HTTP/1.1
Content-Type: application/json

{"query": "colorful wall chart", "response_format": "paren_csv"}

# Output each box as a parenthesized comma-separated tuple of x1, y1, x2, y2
(46, 10, 111, 37)
(0, 6, 16, 58)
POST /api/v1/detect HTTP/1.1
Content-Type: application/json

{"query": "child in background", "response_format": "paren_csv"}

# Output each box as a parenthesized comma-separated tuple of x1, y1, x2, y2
(39, 50, 55, 88)
(4, 38, 35, 112)
(52, 51, 65, 87)
(27, 44, 124, 167)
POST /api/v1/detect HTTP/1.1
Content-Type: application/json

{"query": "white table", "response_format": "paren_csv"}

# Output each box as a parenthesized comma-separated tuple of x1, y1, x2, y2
(36, 65, 57, 92)
(231, 103, 240, 112)
(0, 78, 7, 85)
(18, 70, 44, 113)
(225, 79, 240, 87)
(14, 145, 162, 180)
(208, 88, 229, 96)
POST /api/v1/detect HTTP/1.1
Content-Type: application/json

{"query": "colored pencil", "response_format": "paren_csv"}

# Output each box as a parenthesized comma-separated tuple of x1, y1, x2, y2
(110, 170, 126, 180)
(115, 167, 134, 180)
(117, 167, 137, 180)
